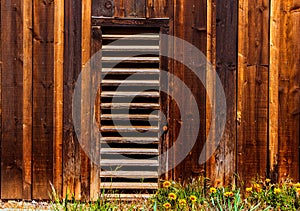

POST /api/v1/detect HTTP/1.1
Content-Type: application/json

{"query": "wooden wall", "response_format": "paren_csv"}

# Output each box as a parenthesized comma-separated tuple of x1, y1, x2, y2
(0, 0, 299, 199)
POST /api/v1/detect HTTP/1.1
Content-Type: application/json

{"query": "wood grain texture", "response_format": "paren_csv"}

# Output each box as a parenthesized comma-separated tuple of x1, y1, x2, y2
(237, 0, 269, 185)
(32, 0, 54, 199)
(23, 0, 33, 200)
(81, 0, 92, 200)
(269, 0, 280, 181)
(63, 0, 82, 197)
(147, 0, 169, 18)
(171, 0, 207, 180)
(277, 0, 300, 181)
(206, 0, 237, 186)
(92, 0, 114, 17)
(90, 26, 101, 200)
(54, 0, 64, 196)
(1, 0, 23, 199)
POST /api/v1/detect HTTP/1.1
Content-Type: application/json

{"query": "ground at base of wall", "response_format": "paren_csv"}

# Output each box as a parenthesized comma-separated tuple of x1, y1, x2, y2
(0, 200, 51, 210)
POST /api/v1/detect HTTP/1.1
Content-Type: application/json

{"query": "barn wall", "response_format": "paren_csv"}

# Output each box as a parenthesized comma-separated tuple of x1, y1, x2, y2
(0, 0, 299, 199)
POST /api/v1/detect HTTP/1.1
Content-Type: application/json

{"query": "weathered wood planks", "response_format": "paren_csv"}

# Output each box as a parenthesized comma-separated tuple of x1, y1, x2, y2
(1, 0, 23, 199)
(32, 0, 54, 199)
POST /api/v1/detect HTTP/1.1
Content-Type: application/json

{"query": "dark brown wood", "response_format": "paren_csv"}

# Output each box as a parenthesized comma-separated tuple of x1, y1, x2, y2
(147, 0, 169, 18)
(277, 0, 300, 181)
(63, 0, 82, 197)
(1, 0, 23, 199)
(32, 0, 54, 199)
(92, 17, 169, 27)
(237, 0, 269, 185)
(171, 0, 207, 180)
(92, 0, 114, 17)
(90, 26, 101, 200)
(206, 0, 237, 185)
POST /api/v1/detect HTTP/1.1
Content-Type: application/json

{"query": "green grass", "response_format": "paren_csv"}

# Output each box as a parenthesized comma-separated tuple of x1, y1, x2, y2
(50, 176, 300, 210)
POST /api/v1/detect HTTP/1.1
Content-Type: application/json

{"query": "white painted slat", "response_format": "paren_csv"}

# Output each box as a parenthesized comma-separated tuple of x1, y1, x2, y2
(100, 159, 159, 166)
(101, 114, 159, 121)
(101, 103, 160, 109)
(100, 171, 158, 178)
(100, 182, 158, 189)
(102, 34, 159, 40)
(102, 57, 159, 63)
(100, 148, 159, 155)
(101, 80, 159, 86)
(102, 45, 159, 51)
(101, 91, 159, 98)
(100, 137, 159, 144)
(102, 68, 160, 74)
(100, 126, 159, 132)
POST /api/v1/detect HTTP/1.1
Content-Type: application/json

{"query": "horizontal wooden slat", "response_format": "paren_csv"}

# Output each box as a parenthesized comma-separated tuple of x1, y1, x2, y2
(101, 193, 154, 200)
(100, 171, 158, 178)
(101, 103, 160, 109)
(101, 80, 159, 86)
(100, 137, 159, 144)
(102, 45, 159, 51)
(101, 91, 159, 98)
(100, 182, 158, 189)
(100, 148, 159, 155)
(100, 159, 159, 166)
(102, 68, 160, 74)
(102, 34, 159, 40)
(101, 114, 159, 120)
(102, 57, 159, 63)
(100, 126, 159, 132)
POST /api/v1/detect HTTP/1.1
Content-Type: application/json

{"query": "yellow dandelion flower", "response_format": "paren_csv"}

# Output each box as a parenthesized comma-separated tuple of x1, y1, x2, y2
(253, 183, 260, 189)
(210, 187, 217, 193)
(179, 199, 187, 206)
(296, 188, 300, 194)
(294, 182, 300, 188)
(168, 192, 177, 200)
(265, 178, 271, 183)
(190, 195, 197, 202)
(163, 181, 171, 188)
(224, 191, 234, 197)
(253, 183, 262, 192)
(163, 202, 171, 209)
(246, 187, 252, 192)
(274, 188, 281, 194)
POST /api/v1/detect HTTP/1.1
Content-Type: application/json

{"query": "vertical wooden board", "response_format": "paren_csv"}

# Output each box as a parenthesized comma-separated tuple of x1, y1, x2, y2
(113, 0, 125, 17)
(32, 0, 54, 199)
(123, 0, 136, 17)
(247, 0, 270, 66)
(206, 0, 238, 185)
(1, 0, 23, 199)
(135, 0, 146, 17)
(171, 0, 186, 180)
(23, 0, 33, 200)
(237, 0, 269, 185)
(92, 0, 114, 17)
(189, 0, 207, 177)
(54, 0, 64, 196)
(81, 0, 92, 200)
(172, 0, 207, 180)
(147, 0, 169, 18)
(90, 27, 101, 200)
(278, 0, 300, 181)
(269, 0, 280, 180)
(63, 0, 82, 197)
(237, 0, 249, 184)
(287, 5, 300, 180)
